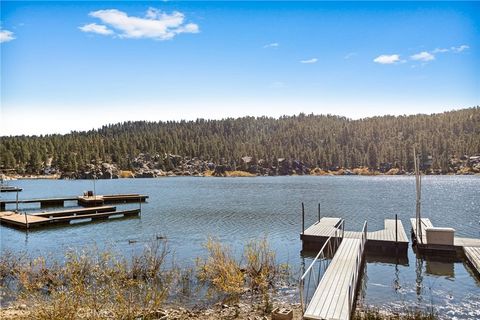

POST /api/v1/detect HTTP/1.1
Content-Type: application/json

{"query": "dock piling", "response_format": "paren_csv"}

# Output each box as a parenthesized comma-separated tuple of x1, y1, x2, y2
(318, 203, 321, 222)
(302, 202, 305, 235)
(395, 214, 398, 244)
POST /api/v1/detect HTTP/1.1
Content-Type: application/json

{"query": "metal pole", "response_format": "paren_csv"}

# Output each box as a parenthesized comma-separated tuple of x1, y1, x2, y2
(318, 203, 321, 222)
(302, 202, 305, 234)
(16, 190, 19, 212)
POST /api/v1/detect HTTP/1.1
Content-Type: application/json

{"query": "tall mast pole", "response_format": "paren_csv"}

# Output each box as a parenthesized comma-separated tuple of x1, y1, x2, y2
(414, 148, 422, 244)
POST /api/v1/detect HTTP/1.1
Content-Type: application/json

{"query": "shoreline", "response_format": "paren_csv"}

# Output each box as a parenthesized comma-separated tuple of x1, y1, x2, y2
(4, 171, 479, 180)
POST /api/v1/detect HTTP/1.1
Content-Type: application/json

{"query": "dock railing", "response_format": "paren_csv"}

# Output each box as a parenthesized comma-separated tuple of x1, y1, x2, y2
(300, 219, 345, 313)
(347, 221, 367, 319)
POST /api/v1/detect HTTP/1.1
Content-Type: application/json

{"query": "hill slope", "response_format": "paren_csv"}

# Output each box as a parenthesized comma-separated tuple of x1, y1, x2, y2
(1, 107, 479, 176)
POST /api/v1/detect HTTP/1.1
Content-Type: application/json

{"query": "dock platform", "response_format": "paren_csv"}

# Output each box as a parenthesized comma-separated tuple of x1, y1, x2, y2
(410, 218, 480, 275)
(1, 194, 148, 210)
(302, 217, 409, 253)
(0, 186, 22, 193)
(0, 208, 140, 229)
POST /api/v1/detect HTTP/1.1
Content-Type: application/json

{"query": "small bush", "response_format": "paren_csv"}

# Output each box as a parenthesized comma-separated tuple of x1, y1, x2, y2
(196, 237, 244, 299)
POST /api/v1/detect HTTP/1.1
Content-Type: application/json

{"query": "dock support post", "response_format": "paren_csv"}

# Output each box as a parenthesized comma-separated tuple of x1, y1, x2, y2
(24, 212, 29, 229)
(395, 214, 398, 244)
(16, 191, 19, 212)
(318, 203, 321, 222)
(302, 202, 305, 234)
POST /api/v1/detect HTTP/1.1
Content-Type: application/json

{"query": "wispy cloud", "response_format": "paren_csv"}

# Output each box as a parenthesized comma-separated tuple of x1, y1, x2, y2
(410, 51, 435, 62)
(263, 42, 279, 49)
(0, 29, 15, 43)
(79, 7, 199, 40)
(79, 23, 113, 35)
(300, 58, 318, 64)
(373, 54, 401, 64)
(432, 48, 449, 53)
(344, 52, 357, 60)
(451, 44, 469, 53)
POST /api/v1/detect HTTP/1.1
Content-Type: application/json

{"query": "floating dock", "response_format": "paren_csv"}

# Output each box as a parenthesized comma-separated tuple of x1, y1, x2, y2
(0, 207, 140, 229)
(301, 216, 409, 253)
(78, 194, 149, 207)
(410, 218, 480, 275)
(0, 186, 22, 193)
(1, 194, 148, 210)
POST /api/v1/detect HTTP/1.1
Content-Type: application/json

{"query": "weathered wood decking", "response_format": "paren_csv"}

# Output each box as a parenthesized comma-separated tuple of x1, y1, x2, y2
(1, 194, 148, 210)
(0, 197, 77, 210)
(464, 247, 480, 275)
(0, 208, 140, 229)
(304, 238, 364, 320)
(302, 217, 408, 253)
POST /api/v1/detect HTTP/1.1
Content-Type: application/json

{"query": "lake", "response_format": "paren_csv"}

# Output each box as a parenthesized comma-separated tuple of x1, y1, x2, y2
(1, 176, 479, 318)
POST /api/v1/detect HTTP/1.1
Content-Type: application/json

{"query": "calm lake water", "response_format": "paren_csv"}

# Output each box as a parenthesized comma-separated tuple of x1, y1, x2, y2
(1, 176, 479, 318)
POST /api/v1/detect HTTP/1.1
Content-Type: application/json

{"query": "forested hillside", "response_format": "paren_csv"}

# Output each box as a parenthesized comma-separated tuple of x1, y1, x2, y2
(1, 107, 479, 176)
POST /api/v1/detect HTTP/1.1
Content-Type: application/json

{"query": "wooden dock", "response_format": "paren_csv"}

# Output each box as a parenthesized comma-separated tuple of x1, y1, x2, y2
(1, 194, 148, 210)
(0, 186, 22, 192)
(410, 218, 480, 250)
(464, 247, 480, 275)
(304, 238, 364, 320)
(1, 197, 77, 210)
(410, 218, 480, 275)
(0, 207, 139, 229)
(302, 217, 409, 253)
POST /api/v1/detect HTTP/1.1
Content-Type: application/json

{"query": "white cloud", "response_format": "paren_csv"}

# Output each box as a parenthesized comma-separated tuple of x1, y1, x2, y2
(410, 51, 435, 62)
(373, 54, 400, 64)
(81, 8, 199, 40)
(79, 23, 114, 35)
(0, 29, 15, 43)
(263, 42, 279, 48)
(451, 44, 469, 53)
(300, 58, 318, 64)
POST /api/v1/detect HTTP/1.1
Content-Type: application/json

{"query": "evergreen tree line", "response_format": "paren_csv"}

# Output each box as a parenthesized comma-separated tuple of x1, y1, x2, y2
(1, 107, 479, 174)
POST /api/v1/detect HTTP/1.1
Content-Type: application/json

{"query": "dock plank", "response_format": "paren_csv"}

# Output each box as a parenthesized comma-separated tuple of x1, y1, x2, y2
(464, 247, 480, 275)
(304, 238, 362, 320)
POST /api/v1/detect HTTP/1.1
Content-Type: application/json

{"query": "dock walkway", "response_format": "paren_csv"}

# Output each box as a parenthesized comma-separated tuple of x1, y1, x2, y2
(464, 247, 480, 275)
(304, 238, 363, 320)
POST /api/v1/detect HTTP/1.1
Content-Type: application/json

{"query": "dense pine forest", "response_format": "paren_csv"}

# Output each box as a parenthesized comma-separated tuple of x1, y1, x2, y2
(1, 107, 479, 176)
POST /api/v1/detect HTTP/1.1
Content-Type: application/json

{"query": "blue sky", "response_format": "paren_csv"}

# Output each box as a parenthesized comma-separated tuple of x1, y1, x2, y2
(1, 1, 479, 135)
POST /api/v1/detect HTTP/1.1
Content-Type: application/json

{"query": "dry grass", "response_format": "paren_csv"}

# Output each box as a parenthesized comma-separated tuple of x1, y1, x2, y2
(1, 238, 291, 318)
(119, 170, 135, 178)
(0, 242, 172, 319)
(196, 237, 245, 298)
(196, 237, 289, 313)
(225, 171, 256, 177)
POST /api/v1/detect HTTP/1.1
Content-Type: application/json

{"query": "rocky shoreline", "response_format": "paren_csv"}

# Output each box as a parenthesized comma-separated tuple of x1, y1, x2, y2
(3, 153, 479, 180)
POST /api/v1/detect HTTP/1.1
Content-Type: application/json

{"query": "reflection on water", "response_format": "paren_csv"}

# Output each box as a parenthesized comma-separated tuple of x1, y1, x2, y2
(1, 176, 479, 317)
(357, 248, 480, 319)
